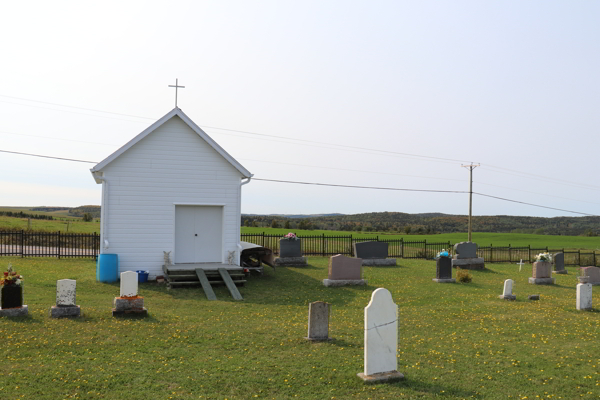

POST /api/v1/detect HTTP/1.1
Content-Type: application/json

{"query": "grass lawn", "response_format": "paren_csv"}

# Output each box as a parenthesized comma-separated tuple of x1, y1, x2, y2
(1, 257, 599, 400)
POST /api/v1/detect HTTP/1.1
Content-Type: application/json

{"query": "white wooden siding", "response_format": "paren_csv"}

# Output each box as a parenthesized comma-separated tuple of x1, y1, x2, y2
(99, 116, 243, 277)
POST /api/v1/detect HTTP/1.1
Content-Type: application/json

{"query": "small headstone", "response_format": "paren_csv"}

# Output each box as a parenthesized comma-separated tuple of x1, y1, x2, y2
(499, 279, 516, 300)
(305, 301, 331, 341)
(576, 283, 592, 310)
(51, 279, 81, 318)
(580, 267, 600, 285)
(453, 242, 478, 259)
(357, 288, 404, 383)
(323, 255, 367, 286)
(552, 253, 567, 274)
(56, 279, 76, 306)
(529, 262, 555, 285)
(528, 294, 540, 301)
(120, 271, 138, 297)
(353, 242, 396, 266)
(433, 257, 455, 283)
(113, 271, 147, 317)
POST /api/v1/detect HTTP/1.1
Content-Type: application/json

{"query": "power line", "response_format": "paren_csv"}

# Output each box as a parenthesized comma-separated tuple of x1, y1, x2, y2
(0, 149, 97, 164)
(252, 178, 468, 193)
(0, 147, 596, 216)
(473, 192, 598, 217)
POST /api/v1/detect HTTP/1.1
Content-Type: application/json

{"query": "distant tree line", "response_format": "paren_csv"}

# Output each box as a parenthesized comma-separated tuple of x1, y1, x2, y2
(0, 211, 54, 220)
(242, 212, 600, 236)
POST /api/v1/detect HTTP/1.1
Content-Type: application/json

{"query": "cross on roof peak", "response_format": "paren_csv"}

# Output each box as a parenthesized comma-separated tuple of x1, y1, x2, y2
(168, 78, 185, 107)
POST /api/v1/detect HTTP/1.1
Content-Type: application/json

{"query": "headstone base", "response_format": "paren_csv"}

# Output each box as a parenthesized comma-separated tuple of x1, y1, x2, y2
(452, 258, 485, 270)
(50, 305, 81, 318)
(0, 305, 28, 317)
(114, 296, 145, 311)
(528, 277, 555, 285)
(528, 295, 540, 300)
(274, 257, 307, 266)
(323, 279, 367, 287)
(552, 270, 568, 274)
(498, 294, 516, 300)
(357, 370, 404, 383)
(432, 278, 456, 283)
(362, 258, 396, 266)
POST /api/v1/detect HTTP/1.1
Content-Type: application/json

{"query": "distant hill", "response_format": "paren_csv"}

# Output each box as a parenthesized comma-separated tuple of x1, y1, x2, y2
(242, 211, 600, 236)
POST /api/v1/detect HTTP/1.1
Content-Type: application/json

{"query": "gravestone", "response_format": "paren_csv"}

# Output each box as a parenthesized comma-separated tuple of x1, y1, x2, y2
(113, 271, 147, 317)
(0, 286, 28, 317)
(433, 257, 455, 283)
(323, 254, 367, 287)
(353, 242, 396, 266)
(454, 242, 477, 259)
(275, 239, 307, 266)
(357, 288, 404, 383)
(576, 283, 592, 310)
(305, 301, 331, 341)
(579, 266, 600, 285)
(50, 279, 81, 317)
(452, 242, 485, 270)
(529, 262, 555, 285)
(498, 279, 516, 300)
(552, 252, 567, 274)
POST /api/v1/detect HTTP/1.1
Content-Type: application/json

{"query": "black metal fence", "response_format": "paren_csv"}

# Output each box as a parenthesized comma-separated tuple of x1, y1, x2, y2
(0, 230, 598, 266)
(240, 233, 451, 259)
(241, 233, 600, 266)
(0, 231, 99, 258)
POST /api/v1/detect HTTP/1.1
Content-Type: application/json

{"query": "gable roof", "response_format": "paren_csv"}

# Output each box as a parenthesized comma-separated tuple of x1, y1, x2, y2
(90, 107, 252, 181)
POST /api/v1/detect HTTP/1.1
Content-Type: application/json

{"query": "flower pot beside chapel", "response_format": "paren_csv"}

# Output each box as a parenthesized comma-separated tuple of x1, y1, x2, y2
(275, 233, 307, 266)
(0, 263, 28, 317)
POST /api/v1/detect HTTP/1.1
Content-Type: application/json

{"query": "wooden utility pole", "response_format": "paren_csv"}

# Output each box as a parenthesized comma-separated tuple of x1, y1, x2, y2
(461, 163, 480, 242)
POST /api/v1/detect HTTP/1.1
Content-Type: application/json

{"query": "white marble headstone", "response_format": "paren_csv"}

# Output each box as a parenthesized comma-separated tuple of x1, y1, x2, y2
(503, 279, 514, 297)
(56, 279, 76, 306)
(576, 283, 592, 310)
(364, 288, 398, 376)
(120, 271, 138, 297)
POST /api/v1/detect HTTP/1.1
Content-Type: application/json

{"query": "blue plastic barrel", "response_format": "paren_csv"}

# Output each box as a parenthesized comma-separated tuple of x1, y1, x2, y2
(97, 254, 119, 282)
(136, 270, 149, 283)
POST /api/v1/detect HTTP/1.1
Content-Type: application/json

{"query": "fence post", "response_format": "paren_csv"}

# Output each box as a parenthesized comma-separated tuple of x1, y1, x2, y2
(350, 235, 354, 257)
(58, 231, 61, 259)
(262, 232, 265, 248)
(21, 230, 24, 258)
(528, 245, 531, 262)
(401, 238, 404, 259)
(322, 233, 325, 257)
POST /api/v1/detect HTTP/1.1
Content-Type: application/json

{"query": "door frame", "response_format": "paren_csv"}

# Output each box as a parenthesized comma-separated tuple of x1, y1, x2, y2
(172, 203, 226, 264)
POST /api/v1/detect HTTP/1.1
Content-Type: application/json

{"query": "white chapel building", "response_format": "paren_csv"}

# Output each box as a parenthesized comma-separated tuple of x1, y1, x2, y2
(90, 107, 252, 278)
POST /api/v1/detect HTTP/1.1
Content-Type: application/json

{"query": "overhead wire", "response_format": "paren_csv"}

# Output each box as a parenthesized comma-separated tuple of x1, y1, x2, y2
(0, 147, 596, 216)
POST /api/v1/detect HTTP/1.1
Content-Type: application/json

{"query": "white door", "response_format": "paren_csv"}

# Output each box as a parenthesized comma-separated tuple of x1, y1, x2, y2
(175, 206, 223, 263)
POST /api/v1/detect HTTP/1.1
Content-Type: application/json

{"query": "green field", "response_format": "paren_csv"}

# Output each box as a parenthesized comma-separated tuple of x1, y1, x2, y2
(241, 227, 600, 250)
(1, 256, 599, 399)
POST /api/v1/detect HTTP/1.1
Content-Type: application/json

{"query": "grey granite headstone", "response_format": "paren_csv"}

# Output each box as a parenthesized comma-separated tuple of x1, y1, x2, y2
(353, 241, 388, 259)
(280, 239, 302, 258)
(553, 253, 566, 274)
(305, 301, 331, 340)
(453, 242, 478, 259)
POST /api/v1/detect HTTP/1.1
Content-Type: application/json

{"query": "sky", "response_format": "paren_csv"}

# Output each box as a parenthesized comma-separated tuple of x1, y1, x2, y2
(1, 1, 599, 218)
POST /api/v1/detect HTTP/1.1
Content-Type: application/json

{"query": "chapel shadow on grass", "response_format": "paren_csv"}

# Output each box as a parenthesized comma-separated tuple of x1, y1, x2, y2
(240, 264, 364, 307)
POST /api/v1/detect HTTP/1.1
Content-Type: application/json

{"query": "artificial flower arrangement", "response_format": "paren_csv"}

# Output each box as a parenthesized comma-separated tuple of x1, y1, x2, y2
(534, 253, 552, 263)
(282, 232, 298, 241)
(0, 263, 24, 287)
(436, 249, 450, 259)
